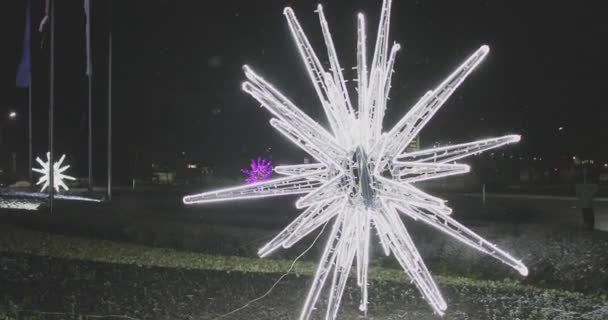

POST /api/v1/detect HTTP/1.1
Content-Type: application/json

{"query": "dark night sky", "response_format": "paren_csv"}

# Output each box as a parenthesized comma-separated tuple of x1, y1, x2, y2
(1, 0, 607, 183)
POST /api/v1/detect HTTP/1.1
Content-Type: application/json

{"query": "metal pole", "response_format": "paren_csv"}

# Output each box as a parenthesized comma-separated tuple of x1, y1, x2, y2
(28, 59, 33, 184)
(132, 152, 137, 190)
(107, 4, 112, 200)
(11, 153, 17, 176)
(88, 78, 93, 191)
(28, 0, 33, 184)
(88, 29, 93, 192)
(48, 0, 55, 211)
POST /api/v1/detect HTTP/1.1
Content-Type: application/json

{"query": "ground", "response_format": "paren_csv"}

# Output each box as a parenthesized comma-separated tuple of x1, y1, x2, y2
(1, 253, 606, 320)
(1, 187, 608, 319)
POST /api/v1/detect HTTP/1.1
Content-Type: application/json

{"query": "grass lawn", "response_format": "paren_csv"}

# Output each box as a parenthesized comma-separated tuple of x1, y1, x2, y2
(0, 223, 606, 319)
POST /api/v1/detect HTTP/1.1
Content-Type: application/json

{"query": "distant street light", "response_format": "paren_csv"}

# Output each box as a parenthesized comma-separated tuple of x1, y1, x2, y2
(8, 111, 17, 120)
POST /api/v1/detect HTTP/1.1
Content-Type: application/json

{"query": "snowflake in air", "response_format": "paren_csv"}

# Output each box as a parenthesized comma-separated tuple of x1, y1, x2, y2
(184, 0, 528, 318)
(32, 152, 76, 192)
(241, 156, 273, 184)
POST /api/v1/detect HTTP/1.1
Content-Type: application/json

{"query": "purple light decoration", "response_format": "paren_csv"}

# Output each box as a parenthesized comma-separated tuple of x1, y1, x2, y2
(241, 157, 273, 184)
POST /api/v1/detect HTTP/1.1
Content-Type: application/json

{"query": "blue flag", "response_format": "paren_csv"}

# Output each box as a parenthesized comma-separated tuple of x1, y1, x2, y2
(16, 0, 32, 88)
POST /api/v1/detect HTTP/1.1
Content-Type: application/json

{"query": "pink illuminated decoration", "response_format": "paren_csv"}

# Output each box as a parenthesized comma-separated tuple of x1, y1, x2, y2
(241, 156, 273, 184)
(184, 0, 527, 318)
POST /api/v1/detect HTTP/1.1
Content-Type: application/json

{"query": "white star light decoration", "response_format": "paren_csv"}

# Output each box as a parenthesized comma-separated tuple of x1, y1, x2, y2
(185, 0, 528, 318)
(32, 152, 76, 192)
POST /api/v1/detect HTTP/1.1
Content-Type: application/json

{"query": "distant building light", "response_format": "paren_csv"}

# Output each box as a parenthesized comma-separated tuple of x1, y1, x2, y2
(187, 164, 197, 169)
(558, 126, 564, 131)
(8, 111, 17, 119)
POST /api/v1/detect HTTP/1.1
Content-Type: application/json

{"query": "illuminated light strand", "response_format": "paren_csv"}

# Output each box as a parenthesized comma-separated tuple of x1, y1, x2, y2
(317, 5, 355, 134)
(385, 199, 529, 277)
(4, 191, 102, 203)
(396, 134, 521, 163)
(0, 199, 41, 210)
(258, 198, 344, 258)
(183, 171, 325, 205)
(283, 7, 347, 144)
(274, 163, 328, 179)
(184, 0, 527, 318)
(391, 162, 470, 183)
(377, 202, 448, 314)
(32, 152, 76, 193)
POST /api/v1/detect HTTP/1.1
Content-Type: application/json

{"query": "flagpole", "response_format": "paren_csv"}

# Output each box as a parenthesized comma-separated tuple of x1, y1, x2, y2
(88, 68, 93, 192)
(28, 67, 33, 184)
(48, 0, 55, 211)
(17, 0, 34, 184)
(28, 0, 33, 185)
(86, 0, 93, 192)
(107, 0, 112, 200)
(28, 0, 33, 184)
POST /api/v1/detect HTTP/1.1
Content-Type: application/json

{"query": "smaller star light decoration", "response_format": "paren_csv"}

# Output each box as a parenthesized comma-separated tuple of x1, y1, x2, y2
(241, 156, 273, 184)
(185, 0, 528, 318)
(32, 152, 76, 192)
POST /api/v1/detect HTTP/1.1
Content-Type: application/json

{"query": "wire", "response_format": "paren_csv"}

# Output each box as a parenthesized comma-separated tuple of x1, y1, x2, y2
(212, 221, 330, 320)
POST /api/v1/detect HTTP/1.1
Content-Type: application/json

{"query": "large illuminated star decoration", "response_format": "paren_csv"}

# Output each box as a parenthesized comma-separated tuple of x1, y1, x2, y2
(32, 152, 76, 192)
(184, 1, 528, 318)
